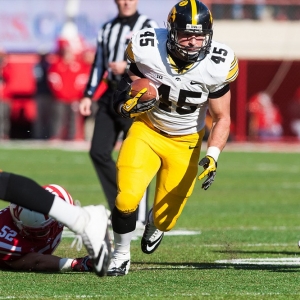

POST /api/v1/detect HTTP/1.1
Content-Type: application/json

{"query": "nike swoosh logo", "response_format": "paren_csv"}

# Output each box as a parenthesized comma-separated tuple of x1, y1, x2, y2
(189, 145, 199, 149)
(190, 81, 202, 85)
(146, 234, 164, 253)
(94, 241, 107, 271)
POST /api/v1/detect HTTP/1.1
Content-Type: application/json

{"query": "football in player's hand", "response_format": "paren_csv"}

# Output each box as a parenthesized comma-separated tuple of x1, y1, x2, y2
(130, 78, 158, 102)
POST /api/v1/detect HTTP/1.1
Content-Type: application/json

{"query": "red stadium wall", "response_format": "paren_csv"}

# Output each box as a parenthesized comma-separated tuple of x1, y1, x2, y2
(2, 53, 106, 139)
(227, 59, 300, 141)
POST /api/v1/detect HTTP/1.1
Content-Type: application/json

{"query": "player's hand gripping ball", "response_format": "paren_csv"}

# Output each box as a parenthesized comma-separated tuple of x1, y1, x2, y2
(121, 78, 158, 118)
(130, 78, 159, 101)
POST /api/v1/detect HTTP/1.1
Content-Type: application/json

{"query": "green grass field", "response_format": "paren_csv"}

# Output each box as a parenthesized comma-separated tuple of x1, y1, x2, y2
(1, 143, 300, 299)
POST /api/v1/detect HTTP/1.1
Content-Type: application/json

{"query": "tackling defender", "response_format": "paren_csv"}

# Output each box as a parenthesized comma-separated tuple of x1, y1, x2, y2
(0, 171, 111, 276)
(108, 0, 239, 276)
(0, 184, 93, 272)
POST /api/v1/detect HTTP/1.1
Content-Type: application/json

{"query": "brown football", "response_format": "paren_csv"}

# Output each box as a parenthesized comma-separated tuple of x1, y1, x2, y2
(130, 78, 158, 102)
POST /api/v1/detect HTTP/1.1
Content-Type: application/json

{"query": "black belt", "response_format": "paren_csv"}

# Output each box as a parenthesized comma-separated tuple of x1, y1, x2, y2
(159, 130, 173, 137)
(150, 124, 182, 137)
(157, 129, 189, 138)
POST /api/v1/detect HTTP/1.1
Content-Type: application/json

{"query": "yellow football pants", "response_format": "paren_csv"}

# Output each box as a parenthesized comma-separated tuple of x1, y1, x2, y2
(116, 116, 205, 231)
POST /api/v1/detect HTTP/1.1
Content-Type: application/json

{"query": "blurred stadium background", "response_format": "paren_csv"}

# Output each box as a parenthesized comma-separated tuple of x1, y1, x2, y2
(0, 0, 300, 142)
(1, 3, 300, 296)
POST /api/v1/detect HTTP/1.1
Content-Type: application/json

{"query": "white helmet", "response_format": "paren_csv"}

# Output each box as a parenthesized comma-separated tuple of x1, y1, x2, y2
(10, 184, 74, 239)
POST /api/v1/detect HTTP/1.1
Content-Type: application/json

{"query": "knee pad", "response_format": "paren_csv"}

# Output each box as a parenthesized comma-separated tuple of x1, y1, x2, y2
(0, 171, 10, 200)
(112, 206, 137, 234)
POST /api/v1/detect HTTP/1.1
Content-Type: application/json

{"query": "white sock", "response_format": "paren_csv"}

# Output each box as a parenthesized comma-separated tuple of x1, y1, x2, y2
(149, 209, 154, 224)
(59, 258, 74, 271)
(113, 232, 134, 255)
(137, 190, 147, 223)
(49, 196, 88, 233)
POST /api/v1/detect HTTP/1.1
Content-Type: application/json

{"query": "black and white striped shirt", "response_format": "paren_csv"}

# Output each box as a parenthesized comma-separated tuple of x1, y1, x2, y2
(84, 12, 158, 98)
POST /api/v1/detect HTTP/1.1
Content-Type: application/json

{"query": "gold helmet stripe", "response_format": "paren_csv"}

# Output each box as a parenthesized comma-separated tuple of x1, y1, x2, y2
(209, 10, 214, 24)
(190, 0, 197, 25)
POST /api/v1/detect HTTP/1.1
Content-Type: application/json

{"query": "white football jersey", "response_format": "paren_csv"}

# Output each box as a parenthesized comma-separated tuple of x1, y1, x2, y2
(126, 28, 239, 135)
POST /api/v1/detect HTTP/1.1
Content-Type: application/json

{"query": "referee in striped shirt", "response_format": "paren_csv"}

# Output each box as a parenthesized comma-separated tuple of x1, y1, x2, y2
(79, 0, 158, 227)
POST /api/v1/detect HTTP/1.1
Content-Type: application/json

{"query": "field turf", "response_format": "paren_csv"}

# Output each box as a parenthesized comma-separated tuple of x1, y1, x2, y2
(1, 142, 300, 299)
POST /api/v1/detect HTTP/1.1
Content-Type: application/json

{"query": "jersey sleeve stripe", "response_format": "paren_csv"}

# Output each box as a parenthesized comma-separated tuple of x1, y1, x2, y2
(225, 56, 239, 83)
(0, 250, 22, 257)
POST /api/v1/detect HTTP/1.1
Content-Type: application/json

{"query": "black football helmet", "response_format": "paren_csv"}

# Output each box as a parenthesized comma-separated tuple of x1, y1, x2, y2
(167, 0, 213, 62)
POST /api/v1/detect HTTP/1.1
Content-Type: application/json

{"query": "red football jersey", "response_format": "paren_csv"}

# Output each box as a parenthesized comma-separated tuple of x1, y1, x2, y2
(0, 207, 64, 266)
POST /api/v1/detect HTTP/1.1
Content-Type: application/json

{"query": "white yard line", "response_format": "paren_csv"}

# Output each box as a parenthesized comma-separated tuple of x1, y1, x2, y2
(62, 228, 201, 238)
(216, 257, 300, 265)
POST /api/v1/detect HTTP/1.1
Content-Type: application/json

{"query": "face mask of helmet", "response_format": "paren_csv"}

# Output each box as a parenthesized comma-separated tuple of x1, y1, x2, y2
(166, 1, 213, 63)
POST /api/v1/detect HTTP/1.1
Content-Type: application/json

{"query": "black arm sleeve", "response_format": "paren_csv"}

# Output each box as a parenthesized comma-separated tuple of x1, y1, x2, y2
(208, 84, 230, 99)
(0, 172, 54, 214)
(83, 36, 105, 98)
(113, 73, 133, 116)
(129, 63, 145, 78)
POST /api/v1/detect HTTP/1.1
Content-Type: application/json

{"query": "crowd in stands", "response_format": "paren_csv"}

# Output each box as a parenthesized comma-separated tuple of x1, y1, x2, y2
(247, 92, 283, 141)
(1, 44, 300, 142)
(0, 48, 10, 140)
(2, 45, 300, 143)
(287, 87, 300, 139)
(0, 38, 106, 141)
(210, 1, 300, 20)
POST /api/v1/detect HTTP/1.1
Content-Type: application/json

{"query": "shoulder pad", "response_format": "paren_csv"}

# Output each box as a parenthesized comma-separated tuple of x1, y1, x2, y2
(207, 41, 239, 84)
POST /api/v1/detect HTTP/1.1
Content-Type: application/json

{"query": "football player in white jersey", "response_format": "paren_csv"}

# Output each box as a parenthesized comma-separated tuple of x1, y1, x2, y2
(107, 0, 239, 276)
